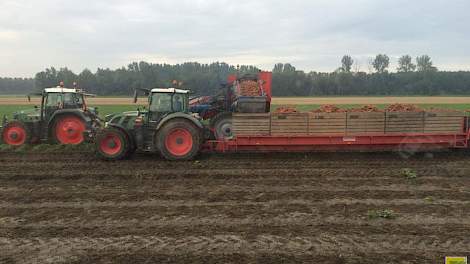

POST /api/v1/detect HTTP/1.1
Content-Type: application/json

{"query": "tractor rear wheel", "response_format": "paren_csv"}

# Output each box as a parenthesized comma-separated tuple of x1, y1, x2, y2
(157, 119, 202, 160)
(211, 112, 233, 140)
(52, 116, 86, 145)
(95, 127, 130, 160)
(1, 121, 31, 146)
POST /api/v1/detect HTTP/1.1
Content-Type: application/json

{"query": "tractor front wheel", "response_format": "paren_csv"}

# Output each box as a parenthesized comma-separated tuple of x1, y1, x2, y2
(157, 120, 202, 160)
(1, 121, 31, 146)
(95, 128, 130, 160)
(52, 116, 86, 145)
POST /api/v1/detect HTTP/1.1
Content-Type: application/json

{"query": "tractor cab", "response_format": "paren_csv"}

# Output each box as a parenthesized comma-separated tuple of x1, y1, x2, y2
(40, 88, 89, 120)
(147, 88, 190, 121)
(21, 87, 97, 123)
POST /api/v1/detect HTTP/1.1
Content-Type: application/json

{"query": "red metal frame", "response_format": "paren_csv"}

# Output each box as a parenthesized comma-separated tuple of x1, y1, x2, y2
(227, 71, 272, 101)
(258, 71, 272, 102)
(204, 132, 469, 153)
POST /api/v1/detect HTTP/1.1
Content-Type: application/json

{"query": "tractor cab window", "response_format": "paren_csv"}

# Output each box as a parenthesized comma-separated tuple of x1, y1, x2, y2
(44, 93, 64, 118)
(150, 93, 172, 112)
(149, 93, 188, 113)
(173, 94, 185, 112)
(45, 93, 63, 108)
(63, 93, 84, 109)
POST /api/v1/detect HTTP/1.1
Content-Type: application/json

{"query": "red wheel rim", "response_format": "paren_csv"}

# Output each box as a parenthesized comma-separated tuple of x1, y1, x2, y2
(165, 128, 193, 157)
(99, 133, 123, 156)
(3, 125, 26, 146)
(55, 117, 85, 144)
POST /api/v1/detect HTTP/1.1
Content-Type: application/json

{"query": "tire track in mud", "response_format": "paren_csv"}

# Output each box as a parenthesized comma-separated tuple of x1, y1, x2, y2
(1, 150, 469, 166)
(2, 167, 470, 181)
(2, 214, 470, 238)
(2, 203, 467, 224)
(1, 187, 470, 203)
(1, 234, 469, 264)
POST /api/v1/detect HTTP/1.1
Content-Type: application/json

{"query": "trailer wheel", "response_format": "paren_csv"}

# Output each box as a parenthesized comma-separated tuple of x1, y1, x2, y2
(96, 128, 129, 160)
(397, 135, 442, 159)
(52, 116, 86, 145)
(1, 121, 31, 146)
(158, 119, 201, 160)
(211, 112, 233, 140)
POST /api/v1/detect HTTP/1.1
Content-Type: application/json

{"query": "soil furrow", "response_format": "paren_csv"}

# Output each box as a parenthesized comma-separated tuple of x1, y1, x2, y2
(1, 234, 469, 264)
(1, 151, 468, 263)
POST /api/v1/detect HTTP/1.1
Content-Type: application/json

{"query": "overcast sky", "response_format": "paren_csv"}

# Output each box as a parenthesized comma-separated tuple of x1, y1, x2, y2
(1, 0, 469, 77)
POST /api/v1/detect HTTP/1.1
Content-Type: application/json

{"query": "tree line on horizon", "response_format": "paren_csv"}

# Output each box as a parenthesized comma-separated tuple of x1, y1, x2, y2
(1, 55, 470, 96)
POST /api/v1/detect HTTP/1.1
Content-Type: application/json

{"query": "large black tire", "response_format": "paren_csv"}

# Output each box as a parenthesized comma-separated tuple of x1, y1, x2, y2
(211, 112, 233, 140)
(157, 119, 202, 161)
(1, 121, 32, 146)
(95, 127, 130, 160)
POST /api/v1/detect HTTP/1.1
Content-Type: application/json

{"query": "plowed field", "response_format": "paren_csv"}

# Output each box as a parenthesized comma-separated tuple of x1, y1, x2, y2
(0, 151, 469, 263)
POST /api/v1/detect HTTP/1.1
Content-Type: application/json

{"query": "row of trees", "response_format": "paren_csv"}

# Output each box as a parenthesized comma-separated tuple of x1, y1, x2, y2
(0, 57, 470, 96)
(272, 63, 470, 96)
(33, 62, 258, 96)
(0, 77, 34, 95)
(340, 54, 437, 73)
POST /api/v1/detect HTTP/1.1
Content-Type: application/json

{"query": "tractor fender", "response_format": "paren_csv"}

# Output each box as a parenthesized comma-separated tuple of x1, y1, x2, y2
(156, 113, 204, 131)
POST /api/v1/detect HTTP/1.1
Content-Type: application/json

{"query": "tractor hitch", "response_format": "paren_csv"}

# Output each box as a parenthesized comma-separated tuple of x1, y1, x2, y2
(83, 130, 96, 143)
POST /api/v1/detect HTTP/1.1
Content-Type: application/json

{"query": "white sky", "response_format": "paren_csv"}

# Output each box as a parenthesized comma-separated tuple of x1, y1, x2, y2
(1, 0, 470, 77)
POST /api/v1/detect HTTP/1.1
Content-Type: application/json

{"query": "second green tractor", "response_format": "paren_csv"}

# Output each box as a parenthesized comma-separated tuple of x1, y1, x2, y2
(95, 88, 204, 160)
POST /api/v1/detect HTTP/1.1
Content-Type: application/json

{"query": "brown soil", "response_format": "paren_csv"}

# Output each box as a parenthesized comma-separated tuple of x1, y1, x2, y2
(0, 151, 469, 263)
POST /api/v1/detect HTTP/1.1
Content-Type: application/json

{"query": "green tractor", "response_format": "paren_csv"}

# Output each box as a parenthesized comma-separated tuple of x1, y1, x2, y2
(95, 88, 204, 160)
(1, 87, 100, 146)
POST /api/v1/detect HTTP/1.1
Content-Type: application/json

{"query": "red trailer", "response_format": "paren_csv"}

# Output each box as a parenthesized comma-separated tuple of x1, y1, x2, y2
(195, 72, 469, 154)
(206, 132, 469, 153)
(189, 71, 469, 155)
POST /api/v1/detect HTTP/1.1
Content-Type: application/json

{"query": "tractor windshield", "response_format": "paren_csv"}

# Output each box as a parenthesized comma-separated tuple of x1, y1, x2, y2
(45, 92, 84, 109)
(63, 93, 84, 109)
(149, 93, 188, 113)
(45, 93, 63, 108)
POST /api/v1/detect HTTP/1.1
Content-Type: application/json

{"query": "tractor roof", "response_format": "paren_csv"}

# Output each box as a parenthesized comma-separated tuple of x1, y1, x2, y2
(44, 87, 80, 93)
(151, 88, 190, 94)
